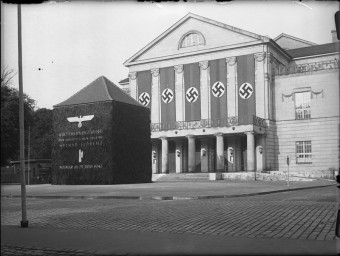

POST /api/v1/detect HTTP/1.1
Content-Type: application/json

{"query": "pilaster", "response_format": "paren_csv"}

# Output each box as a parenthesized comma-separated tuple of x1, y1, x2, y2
(174, 65, 185, 122)
(226, 57, 237, 117)
(128, 72, 137, 100)
(151, 69, 160, 124)
(254, 52, 266, 119)
(199, 61, 209, 120)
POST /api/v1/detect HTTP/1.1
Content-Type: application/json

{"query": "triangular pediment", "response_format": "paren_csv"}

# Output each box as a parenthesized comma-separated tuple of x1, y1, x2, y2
(124, 13, 266, 66)
(274, 33, 317, 50)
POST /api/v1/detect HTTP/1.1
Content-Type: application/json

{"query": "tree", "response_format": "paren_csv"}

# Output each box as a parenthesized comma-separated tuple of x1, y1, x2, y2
(1, 67, 35, 166)
(30, 108, 53, 159)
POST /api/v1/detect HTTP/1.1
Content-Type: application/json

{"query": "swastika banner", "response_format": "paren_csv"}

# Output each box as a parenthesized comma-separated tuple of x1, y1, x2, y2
(210, 59, 227, 125)
(160, 67, 176, 124)
(137, 70, 152, 108)
(237, 54, 256, 125)
(184, 63, 201, 121)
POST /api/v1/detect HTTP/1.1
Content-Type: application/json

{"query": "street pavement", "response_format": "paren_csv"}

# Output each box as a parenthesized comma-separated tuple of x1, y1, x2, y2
(1, 180, 339, 255)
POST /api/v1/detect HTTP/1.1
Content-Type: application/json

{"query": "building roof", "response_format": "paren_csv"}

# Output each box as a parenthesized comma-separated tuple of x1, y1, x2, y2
(286, 42, 340, 59)
(274, 33, 316, 47)
(118, 77, 129, 85)
(54, 76, 142, 108)
(124, 12, 267, 66)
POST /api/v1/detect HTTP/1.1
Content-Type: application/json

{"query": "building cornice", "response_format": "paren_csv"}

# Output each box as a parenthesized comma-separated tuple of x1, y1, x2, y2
(124, 12, 266, 67)
(125, 40, 264, 67)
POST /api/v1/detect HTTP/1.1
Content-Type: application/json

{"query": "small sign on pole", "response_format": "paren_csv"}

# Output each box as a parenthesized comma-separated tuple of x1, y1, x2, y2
(286, 156, 290, 188)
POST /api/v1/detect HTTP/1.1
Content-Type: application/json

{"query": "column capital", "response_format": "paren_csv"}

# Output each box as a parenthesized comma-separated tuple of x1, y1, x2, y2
(245, 131, 254, 136)
(160, 136, 168, 141)
(264, 73, 270, 81)
(186, 134, 195, 139)
(254, 52, 266, 62)
(174, 65, 183, 74)
(199, 61, 209, 70)
(151, 69, 159, 77)
(267, 52, 274, 63)
(226, 57, 236, 66)
(214, 132, 224, 137)
(128, 72, 137, 80)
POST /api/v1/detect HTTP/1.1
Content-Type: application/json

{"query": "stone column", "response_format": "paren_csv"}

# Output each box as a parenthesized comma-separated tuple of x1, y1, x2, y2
(256, 135, 266, 172)
(254, 52, 266, 119)
(175, 139, 183, 173)
(246, 132, 255, 172)
(161, 137, 168, 173)
(128, 72, 137, 100)
(215, 133, 225, 172)
(199, 61, 209, 120)
(174, 65, 185, 122)
(226, 57, 237, 118)
(200, 138, 209, 173)
(187, 135, 196, 173)
(151, 141, 159, 174)
(151, 69, 160, 124)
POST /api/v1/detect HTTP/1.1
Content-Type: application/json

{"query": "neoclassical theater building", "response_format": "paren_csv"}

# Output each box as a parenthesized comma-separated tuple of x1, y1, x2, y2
(120, 13, 339, 178)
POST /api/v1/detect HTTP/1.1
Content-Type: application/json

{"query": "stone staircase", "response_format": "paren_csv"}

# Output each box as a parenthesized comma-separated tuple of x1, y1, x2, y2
(153, 173, 210, 182)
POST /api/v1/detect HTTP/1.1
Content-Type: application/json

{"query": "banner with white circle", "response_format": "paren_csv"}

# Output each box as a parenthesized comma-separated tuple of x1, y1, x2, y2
(186, 87, 199, 103)
(161, 88, 174, 103)
(239, 83, 253, 99)
(212, 81, 225, 98)
(138, 92, 150, 106)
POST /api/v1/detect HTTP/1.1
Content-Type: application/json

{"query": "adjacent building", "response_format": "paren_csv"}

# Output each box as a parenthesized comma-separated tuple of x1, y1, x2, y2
(121, 13, 339, 178)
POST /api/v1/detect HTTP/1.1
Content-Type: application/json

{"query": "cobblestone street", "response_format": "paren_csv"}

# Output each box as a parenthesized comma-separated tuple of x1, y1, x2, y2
(1, 185, 338, 255)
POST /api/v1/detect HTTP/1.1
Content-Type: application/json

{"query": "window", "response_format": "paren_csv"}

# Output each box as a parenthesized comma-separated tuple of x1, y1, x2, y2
(295, 91, 311, 119)
(296, 141, 312, 163)
(179, 31, 205, 49)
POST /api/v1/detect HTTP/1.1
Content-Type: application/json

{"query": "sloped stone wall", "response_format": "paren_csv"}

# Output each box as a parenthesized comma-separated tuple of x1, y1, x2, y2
(111, 102, 151, 184)
(52, 102, 114, 184)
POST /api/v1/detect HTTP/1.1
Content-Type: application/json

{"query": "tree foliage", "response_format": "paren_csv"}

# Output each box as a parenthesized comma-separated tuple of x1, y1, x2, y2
(1, 67, 35, 166)
(30, 108, 53, 159)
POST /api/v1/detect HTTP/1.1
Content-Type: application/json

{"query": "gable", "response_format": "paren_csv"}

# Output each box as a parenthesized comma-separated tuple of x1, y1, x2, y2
(54, 76, 142, 108)
(274, 33, 316, 50)
(125, 13, 265, 66)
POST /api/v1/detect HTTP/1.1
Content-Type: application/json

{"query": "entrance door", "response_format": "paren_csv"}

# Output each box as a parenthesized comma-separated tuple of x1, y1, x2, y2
(168, 141, 176, 173)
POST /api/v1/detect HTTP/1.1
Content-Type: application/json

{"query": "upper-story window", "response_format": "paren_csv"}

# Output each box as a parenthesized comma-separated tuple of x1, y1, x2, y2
(179, 31, 205, 49)
(295, 91, 311, 119)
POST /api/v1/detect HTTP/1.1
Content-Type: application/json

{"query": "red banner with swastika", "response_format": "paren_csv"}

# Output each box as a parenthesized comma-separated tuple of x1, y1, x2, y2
(160, 67, 176, 124)
(184, 63, 201, 121)
(137, 70, 152, 108)
(210, 59, 228, 126)
(237, 54, 255, 125)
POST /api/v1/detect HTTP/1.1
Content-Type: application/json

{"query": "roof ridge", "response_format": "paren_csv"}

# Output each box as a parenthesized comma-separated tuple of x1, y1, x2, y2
(274, 33, 317, 46)
(101, 76, 113, 101)
(124, 12, 265, 66)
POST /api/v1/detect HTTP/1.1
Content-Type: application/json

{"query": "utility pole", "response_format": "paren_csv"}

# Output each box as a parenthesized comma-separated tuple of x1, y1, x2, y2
(28, 126, 30, 186)
(286, 156, 290, 188)
(18, 3, 28, 228)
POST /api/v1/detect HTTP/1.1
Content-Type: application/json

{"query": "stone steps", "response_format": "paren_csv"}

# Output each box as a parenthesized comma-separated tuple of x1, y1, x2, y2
(153, 173, 210, 182)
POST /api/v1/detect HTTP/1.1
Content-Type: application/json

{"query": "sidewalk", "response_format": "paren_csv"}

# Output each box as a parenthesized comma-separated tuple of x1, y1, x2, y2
(1, 180, 336, 200)
(1, 225, 338, 255)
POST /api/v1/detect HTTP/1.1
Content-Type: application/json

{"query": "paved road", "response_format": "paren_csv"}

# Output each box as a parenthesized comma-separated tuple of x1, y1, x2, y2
(1, 186, 338, 255)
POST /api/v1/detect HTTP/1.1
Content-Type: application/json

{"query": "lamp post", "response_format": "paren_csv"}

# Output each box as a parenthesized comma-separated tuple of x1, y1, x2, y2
(18, 3, 28, 228)
(286, 156, 290, 188)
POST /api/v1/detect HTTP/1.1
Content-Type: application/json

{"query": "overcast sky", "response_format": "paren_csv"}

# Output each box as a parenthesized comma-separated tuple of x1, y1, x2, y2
(1, 1, 338, 109)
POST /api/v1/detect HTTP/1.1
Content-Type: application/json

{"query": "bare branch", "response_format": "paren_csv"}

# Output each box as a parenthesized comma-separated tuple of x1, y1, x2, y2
(1, 66, 17, 88)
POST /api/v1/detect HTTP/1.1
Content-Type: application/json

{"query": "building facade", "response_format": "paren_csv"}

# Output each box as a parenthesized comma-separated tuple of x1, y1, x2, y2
(122, 13, 339, 177)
